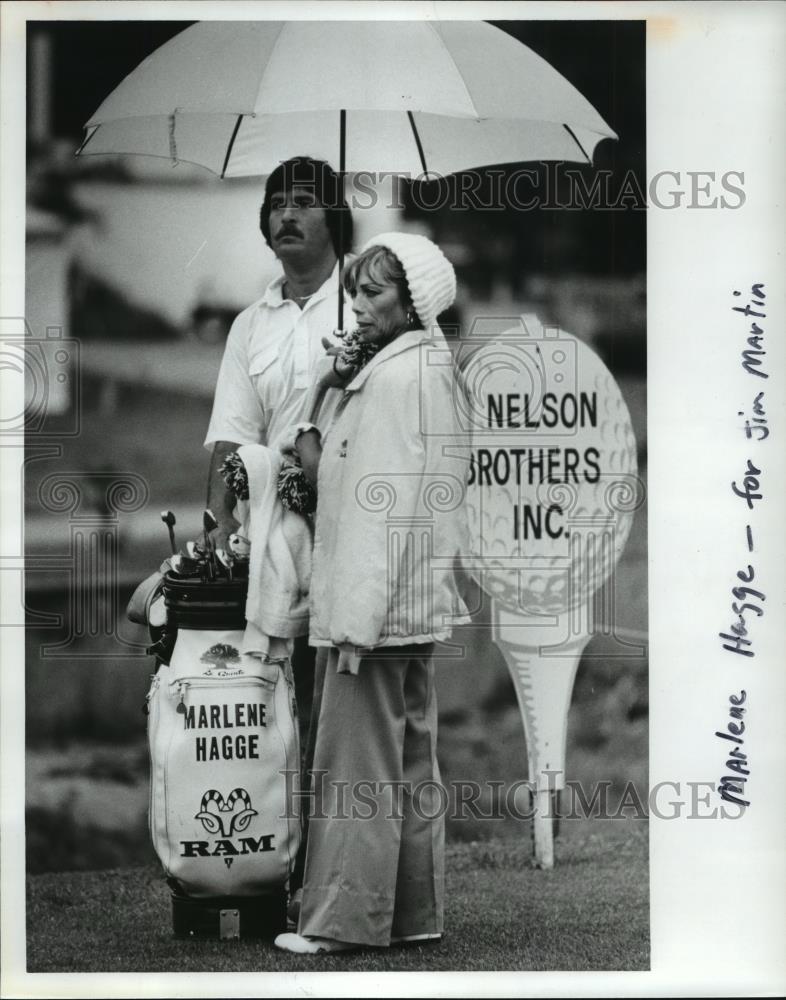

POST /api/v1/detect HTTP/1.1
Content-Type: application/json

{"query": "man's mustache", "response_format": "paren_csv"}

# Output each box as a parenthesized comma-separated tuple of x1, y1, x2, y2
(276, 225, 302, 239)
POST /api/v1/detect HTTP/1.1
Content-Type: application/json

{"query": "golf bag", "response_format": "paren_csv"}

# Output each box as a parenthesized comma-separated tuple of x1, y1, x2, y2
(142, 572, 301, 939)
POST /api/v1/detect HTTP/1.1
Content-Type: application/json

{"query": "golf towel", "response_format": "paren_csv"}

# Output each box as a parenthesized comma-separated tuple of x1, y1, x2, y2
(236, 444, 312, 657)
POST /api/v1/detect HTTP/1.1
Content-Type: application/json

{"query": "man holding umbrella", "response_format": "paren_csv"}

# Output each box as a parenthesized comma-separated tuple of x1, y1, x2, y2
(204, 155, 352, 537)
(203, 155, 353, 903)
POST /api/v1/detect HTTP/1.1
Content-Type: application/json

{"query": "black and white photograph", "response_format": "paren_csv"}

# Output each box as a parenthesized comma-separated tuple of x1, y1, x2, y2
(1, 1, 783, 996)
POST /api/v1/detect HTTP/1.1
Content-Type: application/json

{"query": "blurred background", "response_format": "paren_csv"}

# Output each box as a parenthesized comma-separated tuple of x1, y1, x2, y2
(24, 19, 646, 873)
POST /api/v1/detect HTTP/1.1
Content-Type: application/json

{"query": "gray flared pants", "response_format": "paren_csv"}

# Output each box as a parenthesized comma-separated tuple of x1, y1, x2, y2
(298, 643, 444, 946)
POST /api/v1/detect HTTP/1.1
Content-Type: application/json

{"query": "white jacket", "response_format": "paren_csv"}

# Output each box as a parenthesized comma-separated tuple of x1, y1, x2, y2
(309, 329, 470, 651)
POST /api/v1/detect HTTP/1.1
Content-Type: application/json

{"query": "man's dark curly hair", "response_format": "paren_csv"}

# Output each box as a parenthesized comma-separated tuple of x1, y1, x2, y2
(259, 156, 353, 257)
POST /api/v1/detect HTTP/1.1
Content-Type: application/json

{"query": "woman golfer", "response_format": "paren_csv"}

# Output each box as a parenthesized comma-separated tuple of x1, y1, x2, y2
(275, 233, 469, 954)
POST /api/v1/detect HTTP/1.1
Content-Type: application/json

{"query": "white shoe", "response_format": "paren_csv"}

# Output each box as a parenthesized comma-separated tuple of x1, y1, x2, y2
(391, 932, 442, 944)
(274, 932, 357, 954)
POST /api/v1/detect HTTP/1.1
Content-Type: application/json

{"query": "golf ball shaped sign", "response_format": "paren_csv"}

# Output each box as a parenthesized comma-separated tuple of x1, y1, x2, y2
(461, 319, 638, 616)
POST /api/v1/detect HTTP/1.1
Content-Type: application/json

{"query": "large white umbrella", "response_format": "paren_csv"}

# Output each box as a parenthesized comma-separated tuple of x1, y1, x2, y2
(78, 20, 617, 178)
(78, 20, 617, 328)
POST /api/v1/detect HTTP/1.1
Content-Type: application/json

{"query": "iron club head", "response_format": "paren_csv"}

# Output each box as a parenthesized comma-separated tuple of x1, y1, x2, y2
(216, 547, 234, 581)
(203, 508, 218, 537)
(169, 553, 201, 577)
(228, 533, 251, 560)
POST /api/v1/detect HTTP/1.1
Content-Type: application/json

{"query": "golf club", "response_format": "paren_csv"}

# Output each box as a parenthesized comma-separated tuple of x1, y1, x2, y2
(203, 509, 219, 580)
(170, 553, 201, 577)
(160, 510, 177, 555)
(216, 547, 233, 581)
(186, 540, 205, 561)
(228, 533, 251, 560)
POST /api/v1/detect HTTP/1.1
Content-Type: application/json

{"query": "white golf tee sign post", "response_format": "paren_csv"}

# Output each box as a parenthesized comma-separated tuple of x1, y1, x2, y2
(461, 316, 638, 868)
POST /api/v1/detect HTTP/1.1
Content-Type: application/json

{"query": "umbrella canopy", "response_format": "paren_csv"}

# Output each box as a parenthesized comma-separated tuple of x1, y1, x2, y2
(79, 20, 617, 178)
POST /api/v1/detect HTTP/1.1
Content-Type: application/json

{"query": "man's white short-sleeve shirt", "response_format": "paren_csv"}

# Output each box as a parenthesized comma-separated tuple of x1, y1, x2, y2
(204, 265, 344, 450)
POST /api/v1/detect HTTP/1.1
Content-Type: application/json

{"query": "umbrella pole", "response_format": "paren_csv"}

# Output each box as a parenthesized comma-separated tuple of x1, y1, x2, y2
(307, 111, 346, 425)
(306, 110, 346, 425)
(337, 109, 346, 331)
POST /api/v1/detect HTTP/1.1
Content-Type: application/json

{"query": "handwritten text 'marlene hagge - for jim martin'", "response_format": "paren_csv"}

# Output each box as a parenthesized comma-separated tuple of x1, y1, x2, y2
(714, 282, 771, 811)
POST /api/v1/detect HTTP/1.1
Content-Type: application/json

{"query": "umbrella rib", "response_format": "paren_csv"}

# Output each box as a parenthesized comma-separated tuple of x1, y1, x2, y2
(75, 125, 99, 156)
(406, 112, 429, 176)
(563, 124, 592, 165)
(338, 109, 346, 331)
(220, 115, 244, 179)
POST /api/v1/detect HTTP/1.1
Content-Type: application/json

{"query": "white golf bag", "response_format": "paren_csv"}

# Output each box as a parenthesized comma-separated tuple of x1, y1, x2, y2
(143, 574, 301, 939)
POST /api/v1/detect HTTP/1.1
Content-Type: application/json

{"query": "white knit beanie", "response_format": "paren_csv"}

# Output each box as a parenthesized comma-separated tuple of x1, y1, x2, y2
(361, 232, 456, 335)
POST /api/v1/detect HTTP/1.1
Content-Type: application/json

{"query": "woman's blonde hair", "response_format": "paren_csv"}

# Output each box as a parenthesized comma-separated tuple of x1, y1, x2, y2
(342, 245, 414, 313)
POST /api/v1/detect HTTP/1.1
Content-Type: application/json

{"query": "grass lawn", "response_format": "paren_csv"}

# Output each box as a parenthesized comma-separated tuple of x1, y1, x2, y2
(26, 823, 648, 973)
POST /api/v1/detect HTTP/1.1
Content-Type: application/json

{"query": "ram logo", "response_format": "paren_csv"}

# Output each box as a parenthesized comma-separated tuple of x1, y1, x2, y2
(195, 787, 258, 837)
